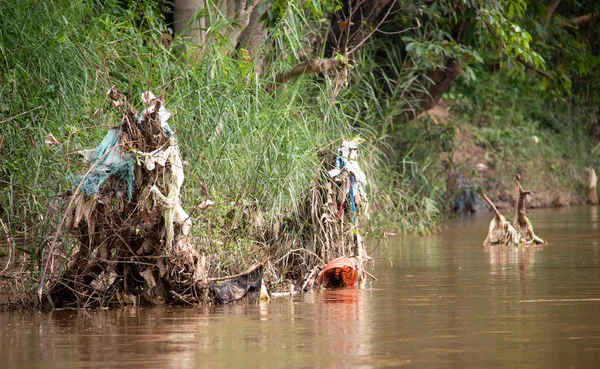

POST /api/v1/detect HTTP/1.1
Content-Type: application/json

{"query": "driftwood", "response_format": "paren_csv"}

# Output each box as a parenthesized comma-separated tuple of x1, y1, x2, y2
(481, 192, 519, 246)
(514, 174, 546, 245)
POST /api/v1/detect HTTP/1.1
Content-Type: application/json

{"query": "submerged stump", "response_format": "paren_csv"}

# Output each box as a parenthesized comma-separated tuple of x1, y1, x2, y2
(589, 168, 598, 205)
(481, 192, 519, 246)
(515, 174, 546, 245)
(481, 175, 546, 247)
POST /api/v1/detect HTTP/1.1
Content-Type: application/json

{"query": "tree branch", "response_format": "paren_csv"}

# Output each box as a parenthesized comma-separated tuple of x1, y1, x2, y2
(325, 0, 396, 57)
(268, 58, 344, 90)
(518, 56, 551, 78)
(559, 13, 600, 29)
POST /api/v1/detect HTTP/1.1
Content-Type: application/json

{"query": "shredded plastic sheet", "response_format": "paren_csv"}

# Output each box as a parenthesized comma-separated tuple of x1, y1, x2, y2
(69, 90, 192, 250)
(72, 92, 176, 201)
(72, 127, 135, 200)
(141, 91, 173, 137)
(210, 266, 264, 304)
(144, 136, 191, 248)
(327, 138, 368, 224)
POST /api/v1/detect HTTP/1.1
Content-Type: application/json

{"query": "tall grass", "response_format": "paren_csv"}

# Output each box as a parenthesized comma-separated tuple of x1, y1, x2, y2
(339, 37, 449, 233)
(0, 0, 450, 288)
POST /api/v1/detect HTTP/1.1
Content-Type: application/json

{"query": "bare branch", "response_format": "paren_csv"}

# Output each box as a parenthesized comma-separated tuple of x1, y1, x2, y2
(325, 0, 396, 57)
(348, 0, 397, 55)
(375, 24, 420, 35)
(481, 193, 503, 222)
(0, 105, 46, 125)
(268, 58, 344, 90)
(559, 13, 600, 29)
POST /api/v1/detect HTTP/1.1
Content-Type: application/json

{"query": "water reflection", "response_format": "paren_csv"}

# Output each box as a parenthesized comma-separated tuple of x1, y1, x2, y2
(2, 292, 374, 369)
(484, 244, 544, 277)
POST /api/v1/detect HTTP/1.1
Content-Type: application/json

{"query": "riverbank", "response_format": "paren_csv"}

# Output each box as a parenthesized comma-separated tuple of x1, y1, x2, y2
(2, 1, 599, 309)
(423, 95, 597, 213)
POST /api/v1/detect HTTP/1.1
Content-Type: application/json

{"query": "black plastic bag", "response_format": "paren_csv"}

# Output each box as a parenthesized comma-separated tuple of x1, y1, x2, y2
(210, 266, 263, 304)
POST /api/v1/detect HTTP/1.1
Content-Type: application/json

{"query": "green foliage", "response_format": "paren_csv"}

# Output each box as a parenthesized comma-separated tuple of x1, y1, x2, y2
(0, 0, 402, 275)
(2, 0, 599, 276)
(339, 37, 449, 232)
(476, 0, 546, 73)
(524, 0, 600, 103)
(450, 68, 599, 199)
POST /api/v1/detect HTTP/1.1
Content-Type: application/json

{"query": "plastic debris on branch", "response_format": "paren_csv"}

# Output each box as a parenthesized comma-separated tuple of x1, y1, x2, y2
(45, 87, 209, 308)
(74, 127, 135, 200)
(309, 137, 372, 290)
(133, 91, 191, 248)
(327, 137, 369, 224)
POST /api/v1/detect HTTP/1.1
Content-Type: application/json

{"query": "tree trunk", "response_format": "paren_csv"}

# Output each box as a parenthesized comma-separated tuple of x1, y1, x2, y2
(222, 0, 261, 54)
(405, 61, 461, 121)
(545, 0, 563, 26)
(174, 0, 207, 45)
(236, 4, 267, 60)
(173, 0, 261, 51)
(405, 18, 469, 121)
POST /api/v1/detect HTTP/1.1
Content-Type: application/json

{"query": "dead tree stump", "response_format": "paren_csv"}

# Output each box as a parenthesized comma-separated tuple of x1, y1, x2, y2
(515, 174, 546, 245)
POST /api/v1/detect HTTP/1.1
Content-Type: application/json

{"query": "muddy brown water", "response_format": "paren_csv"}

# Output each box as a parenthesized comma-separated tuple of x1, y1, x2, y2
(2, 206, 600, 368)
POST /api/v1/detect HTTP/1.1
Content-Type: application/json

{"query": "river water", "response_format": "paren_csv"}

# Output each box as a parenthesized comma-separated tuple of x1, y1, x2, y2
(2, 206, 600, 368)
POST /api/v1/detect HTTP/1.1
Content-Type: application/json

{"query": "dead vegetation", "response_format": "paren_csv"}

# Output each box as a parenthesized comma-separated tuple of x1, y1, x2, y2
(514, 174, 546, 245)
(482, 174, 546, 246)
(31, 89, 372, 309)
(37, 88, 207, 308)
(481, 192, 519, 246)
